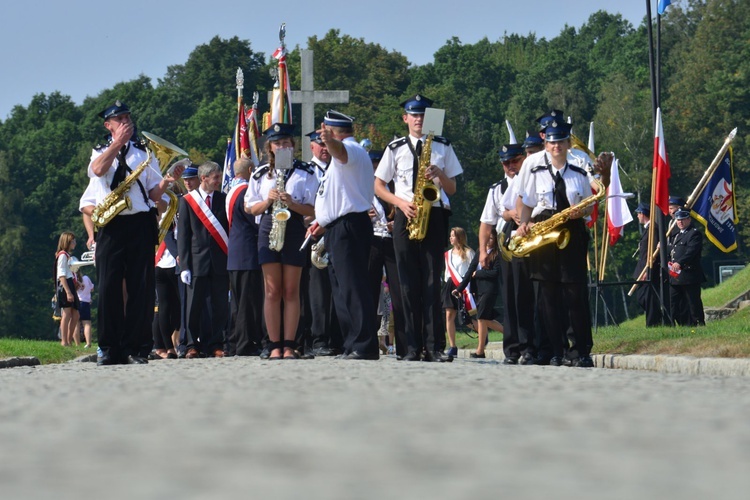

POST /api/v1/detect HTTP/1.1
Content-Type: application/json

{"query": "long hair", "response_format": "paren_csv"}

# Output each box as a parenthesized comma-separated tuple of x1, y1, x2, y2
(56, 232, 75, 255)
(450, 227, 471, 261)
(486, 228, 499, 265)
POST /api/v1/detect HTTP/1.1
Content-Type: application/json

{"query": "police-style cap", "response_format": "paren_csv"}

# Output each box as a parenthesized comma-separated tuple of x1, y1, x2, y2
(674, 209, 691, 220)
(669, 196, 686, 207)
(264, 123, 295, 142)
(635, 202, 651, 217)
(182, 166, 199, 179)
(522, 130, 543, 149)
(499, 144, 524, 162)
(400, 94, 433, 114)
(98, 100, 130, 120)
(543, 121, 571, 142)
(306, 131, 323, 143)
(369, 150, 383, 162)
(323, 110, 354, 127)
(536, 109, 564, 130)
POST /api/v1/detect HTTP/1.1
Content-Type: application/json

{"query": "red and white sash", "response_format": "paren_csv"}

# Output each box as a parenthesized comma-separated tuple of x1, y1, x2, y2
(154, 241, 167, 266)
(226, 182, 248, 231)
(185, 190, 229, 255)
(445, 250, 477, 314)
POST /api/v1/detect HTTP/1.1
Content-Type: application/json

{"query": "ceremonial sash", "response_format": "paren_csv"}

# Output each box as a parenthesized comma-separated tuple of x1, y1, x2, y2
(185, 190, 229, 255)
(154, 241, 166, 266)
(226, 183, 248, 231)
(444, 251, 477, 314)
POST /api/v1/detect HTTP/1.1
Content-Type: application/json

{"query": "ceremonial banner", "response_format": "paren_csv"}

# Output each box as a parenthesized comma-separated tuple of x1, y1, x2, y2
(691, 148, 739, 252)
(653, 108, 671, 215)
(658, 0, 672, 15)
(606, 157, 633, 245)
(222, 137, 236, 194)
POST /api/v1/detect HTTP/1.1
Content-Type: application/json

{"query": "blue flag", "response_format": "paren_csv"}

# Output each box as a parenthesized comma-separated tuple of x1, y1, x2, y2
(658, 0, 672, 15)
(222, 136, 236, 194)
(690, 148, 739, 252)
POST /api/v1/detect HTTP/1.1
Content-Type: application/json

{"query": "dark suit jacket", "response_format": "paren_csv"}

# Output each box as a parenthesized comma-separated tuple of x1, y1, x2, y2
(668, 225, 705, 285)
(456, 252, 501, 296)
(177, 191, 229, 277)
(226, 184, 259, 271)
(633, 223, 664, 282)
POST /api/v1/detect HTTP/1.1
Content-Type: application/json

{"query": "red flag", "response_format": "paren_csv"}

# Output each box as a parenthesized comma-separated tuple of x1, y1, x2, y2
(237, 102, 250, 158)
(653, 108, 671, 215)
(606, 157, 633, 245)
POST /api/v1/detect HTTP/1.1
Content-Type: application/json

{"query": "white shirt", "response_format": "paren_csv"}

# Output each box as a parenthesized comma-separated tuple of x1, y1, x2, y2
(310, 156, 328, 183)
(480, 176, 517, 234)
(245, 163, 319, 220)
(516, 151, 592, 217)
(56, 252, 73, 279)
(77, 275, 94, 303)
(314, 137, 374, 227)
(443, 248, 476, 282)
(374, 134, 463, 208)
(86, 141, 162, 214)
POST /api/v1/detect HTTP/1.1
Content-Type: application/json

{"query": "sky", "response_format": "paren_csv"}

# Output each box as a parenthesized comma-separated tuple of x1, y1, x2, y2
(0, 0, 655, 121)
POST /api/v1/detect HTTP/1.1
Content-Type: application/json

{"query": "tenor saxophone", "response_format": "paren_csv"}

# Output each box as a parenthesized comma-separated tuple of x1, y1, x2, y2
(268, 169, 291, 251)
(91, 147, 153, 228)
(407, 134, 440, 241)
(505, 177, 606, 259)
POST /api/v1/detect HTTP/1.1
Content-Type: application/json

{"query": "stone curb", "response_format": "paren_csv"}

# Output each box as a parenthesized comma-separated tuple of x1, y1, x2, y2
(0, 357, 41, 369)
(457, 348, 750, 377)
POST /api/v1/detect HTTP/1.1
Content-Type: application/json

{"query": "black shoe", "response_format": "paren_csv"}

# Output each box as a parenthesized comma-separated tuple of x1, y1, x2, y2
(344, 351, 380, 360)
(424, 350, 453, 362)
(575, 356, 595, 368)
(535, 355, 551, 366)
(126, 355, 148, 365)
(503, 357, 518, 365)
(314, 346, 338, 356)
(549, 356, 564, 366)
(298, 349, 315, 360)
(519, 353, 535, 365)
(469, 352, 485, 359)
(96, 355, 114, 366)
(259, 347, 271, 360)
(401, 350, 421, 361)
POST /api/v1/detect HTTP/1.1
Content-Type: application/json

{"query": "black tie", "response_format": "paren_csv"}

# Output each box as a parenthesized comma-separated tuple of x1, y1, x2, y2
(554, 171, 570, 211)
(110, 147, 128, 190)
(412, 139, 423, 191)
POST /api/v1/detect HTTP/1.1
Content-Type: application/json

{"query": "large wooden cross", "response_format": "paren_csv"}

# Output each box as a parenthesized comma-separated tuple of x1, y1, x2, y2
(268, 50, 349, 161)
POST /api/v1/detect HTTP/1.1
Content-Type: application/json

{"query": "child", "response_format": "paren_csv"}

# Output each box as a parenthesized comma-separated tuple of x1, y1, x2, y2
(55, 232, 80, 346)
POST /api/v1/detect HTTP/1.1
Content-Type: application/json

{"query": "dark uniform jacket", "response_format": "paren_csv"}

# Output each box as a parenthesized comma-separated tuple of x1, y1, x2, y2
(226, 184, 259, 272)
(177, 191, 229, 277)
(668, 225, 706, 285)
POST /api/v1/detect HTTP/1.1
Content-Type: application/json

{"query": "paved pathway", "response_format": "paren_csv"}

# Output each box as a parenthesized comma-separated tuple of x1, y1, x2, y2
(1, 356, 748, 500)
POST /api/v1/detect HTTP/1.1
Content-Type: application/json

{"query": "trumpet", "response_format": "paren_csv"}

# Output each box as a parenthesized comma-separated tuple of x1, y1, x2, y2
(70, 251, 95, 272)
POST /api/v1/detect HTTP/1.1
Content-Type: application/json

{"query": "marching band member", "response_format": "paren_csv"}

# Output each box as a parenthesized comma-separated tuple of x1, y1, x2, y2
(515, 120, 595, 367)
(374, 95, 462, 361)
(245, 123, 317, 360)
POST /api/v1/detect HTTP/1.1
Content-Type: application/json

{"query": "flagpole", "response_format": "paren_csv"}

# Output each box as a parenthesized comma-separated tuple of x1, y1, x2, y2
(236, 68, 244, 149)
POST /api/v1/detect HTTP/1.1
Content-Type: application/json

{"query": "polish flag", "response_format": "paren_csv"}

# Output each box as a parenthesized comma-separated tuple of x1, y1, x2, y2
(606, 157, 633, 245)
(653, 108, 671, 215)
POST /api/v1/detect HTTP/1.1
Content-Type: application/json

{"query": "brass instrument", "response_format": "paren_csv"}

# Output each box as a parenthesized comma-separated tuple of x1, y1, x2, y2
(407, 134, 440, 241)
(69, 251, 95, 272)
(268, 169, 291, 251)
(502, 177, 606, 260)
(141, 132, 189, 245)
(310, 236, 329, 269)
(91, 148, 152, 228)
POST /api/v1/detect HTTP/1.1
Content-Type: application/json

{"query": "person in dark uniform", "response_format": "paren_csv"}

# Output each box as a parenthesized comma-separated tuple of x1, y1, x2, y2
(515, 120, 595, 368)
(367, 149, 406, 357)
(374, 95, 463, 362)
(226, 158, 264, 356)
(87, 101, 184, 365)
(668, 209, 706, 326)
(480, 143, 535, 364)
(310, 111, 378, 360)
(246, 123, 318, 360)
(177, 162, 230, 359)
(305, 130, 342, 356)
(633, 202, 666, 327)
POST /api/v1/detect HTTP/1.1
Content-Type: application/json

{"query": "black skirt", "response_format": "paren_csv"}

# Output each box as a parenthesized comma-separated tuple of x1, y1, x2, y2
(257, 212, 306, 267)
(475, 292, 498, 320)
(57, 278, 80, 310)
(441, 280, 461, 309)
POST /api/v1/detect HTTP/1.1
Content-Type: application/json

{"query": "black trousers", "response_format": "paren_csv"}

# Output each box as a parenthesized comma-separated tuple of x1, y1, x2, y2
(326, 211, 377, 355)
(96, 211, 156, 361)
(186, 273, 229, 353)
(154, 266, 180, 350)
(392, 207, 446, 354)
(500, 256, 535, 360)
(309, 262, 342, 350)
(368, 235, 406, 355)
(670, 283, 705, 326)
(636, 278, 667, 327)
(228, 269, 264, 355)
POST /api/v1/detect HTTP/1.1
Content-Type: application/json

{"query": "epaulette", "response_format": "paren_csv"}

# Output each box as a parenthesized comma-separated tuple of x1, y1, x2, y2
(294, 159, 315, 175)
(530, 165, 547, 173)
(569, 165, 587, 176)
(253, 165, 270, 180)
(433, 136, 451, 146)
(132, 140, 147, 152)
(388, 137, 408, 150)
(94, 135, 113, 151)
(490, 180, 503, 189)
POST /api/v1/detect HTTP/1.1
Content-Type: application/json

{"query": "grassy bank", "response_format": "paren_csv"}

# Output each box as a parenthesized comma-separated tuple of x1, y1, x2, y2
(0, 339, 92, 364)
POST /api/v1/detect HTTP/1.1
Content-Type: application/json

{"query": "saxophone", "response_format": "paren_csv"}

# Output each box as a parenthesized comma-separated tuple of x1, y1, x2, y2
(407, 134, 441, 241)
(310, 236, 329, 269)
(503, 177, 606, 259)
(268, 169, 291, 251)
(91, 147, 153, 228)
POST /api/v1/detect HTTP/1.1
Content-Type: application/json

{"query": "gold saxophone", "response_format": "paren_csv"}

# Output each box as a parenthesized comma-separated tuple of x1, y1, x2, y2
(91, 147, 153, 228)
(407, 134, 441, 241)
(502, 177, 606, 260)
(268, 169, 291, 251)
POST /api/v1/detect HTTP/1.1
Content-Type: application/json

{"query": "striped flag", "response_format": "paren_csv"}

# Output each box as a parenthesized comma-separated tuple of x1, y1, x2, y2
(653, 108, 671, 215)
(270, 45, 292, 126)
(606, 157, 633, 245)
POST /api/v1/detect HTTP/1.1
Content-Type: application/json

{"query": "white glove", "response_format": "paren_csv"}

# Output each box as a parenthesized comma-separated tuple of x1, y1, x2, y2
(180, 270, 192, 285)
